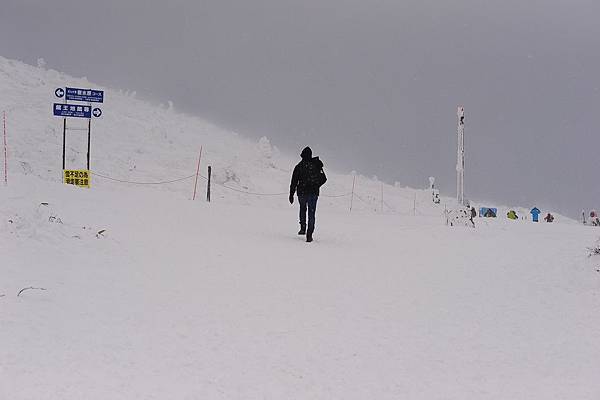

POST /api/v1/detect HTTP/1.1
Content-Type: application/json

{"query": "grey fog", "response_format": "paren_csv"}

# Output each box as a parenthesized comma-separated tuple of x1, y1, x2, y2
(1, 0, 599, 216)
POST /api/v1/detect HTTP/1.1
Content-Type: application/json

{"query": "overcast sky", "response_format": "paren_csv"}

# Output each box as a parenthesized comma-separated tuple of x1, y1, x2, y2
(2, 0, 599, 216)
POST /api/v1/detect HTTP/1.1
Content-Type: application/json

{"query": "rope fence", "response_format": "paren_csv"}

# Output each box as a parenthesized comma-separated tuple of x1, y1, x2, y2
(91, 170, 353, 198)
(87, 163, 436, 217)
(91, 171, 196, 185)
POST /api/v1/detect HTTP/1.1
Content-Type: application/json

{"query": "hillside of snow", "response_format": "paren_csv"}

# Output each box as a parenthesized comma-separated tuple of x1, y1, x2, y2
(0, 55, 453, 213)
(2, 57, 600, 399)
(0, 56, 570, 218)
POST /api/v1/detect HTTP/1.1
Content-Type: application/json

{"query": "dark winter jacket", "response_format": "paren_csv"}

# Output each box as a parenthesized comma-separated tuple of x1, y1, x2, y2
(290, 148, 327, 196)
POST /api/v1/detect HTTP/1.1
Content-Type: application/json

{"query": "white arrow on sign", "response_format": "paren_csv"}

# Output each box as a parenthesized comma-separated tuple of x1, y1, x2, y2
(92, 108, 102, 118)
(55, 88, 65, 98)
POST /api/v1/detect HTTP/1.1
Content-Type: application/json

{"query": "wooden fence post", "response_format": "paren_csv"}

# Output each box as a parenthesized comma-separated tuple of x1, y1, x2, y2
(350, 175, 356, 212)
(207, 165, 211, 202)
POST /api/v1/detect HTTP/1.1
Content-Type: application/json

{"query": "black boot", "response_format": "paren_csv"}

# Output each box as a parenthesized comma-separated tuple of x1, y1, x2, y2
(306, 228, 313, 242)
(298, 225, 306, 235)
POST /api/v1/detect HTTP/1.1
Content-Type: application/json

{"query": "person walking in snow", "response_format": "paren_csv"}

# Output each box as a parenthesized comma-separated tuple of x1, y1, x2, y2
(289, 146, 327, 242)
(470, 206, 477, 227)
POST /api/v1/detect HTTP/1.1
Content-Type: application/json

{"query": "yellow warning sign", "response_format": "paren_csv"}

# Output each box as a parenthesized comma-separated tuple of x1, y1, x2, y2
(63, 169, 91, 188)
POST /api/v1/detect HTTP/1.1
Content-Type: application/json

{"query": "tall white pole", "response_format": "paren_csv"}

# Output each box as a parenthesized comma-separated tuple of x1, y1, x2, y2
(456, 106, 465, 206)
(3, 111, 7, 186)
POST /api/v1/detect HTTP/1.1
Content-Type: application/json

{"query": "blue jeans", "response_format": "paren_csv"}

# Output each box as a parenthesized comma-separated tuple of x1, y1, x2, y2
(298, 194, 318, 234)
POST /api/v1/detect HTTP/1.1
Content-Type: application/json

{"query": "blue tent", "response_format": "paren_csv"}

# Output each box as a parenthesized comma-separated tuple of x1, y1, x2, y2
(530, 207, 541, 222)
(479, 207, 497, 217)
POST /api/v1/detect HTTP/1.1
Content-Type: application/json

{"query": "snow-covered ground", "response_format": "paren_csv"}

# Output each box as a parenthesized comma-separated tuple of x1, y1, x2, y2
(2, 57, 600, 399)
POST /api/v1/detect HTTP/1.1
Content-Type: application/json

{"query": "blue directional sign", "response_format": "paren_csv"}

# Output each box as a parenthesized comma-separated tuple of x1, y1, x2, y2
(92, 108, 102, 118)
(55, 87, 65, 98)
(53, 103, 92, 118)
(65, 87, 104, 103)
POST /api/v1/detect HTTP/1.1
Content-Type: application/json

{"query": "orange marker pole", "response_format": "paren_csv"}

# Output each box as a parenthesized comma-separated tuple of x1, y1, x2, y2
(192, 146, 202, 200)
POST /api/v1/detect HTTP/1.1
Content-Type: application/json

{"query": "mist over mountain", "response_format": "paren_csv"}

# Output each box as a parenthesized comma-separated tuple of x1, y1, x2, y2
(1, 0, 599, 216)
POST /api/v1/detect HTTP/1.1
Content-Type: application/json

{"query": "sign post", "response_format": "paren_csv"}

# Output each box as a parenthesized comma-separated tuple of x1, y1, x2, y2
(87, 118, 91, 170)
(62, 117, 66, 170)
(53, 86, 103, 187)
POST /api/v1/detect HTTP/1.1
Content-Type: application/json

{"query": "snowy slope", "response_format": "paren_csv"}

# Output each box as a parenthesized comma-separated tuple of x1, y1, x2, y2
(0, 56, 575, 217)
(0, 56, 453, 214)
(2, 57, 600, 399)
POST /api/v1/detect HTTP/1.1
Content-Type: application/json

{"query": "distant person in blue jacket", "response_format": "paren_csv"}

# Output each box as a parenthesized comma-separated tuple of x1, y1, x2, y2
(530, 207, 541, 222)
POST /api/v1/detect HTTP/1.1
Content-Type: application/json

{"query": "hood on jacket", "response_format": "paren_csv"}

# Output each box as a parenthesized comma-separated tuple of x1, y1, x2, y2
(300, 146, 312, 160)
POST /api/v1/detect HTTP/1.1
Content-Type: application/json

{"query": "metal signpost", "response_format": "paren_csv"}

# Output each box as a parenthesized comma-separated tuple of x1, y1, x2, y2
(53, 86, 103, 188)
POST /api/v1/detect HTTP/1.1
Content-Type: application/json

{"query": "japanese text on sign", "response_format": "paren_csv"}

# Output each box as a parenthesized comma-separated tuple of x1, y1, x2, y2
(66, 87, 104, 103)
(53, 103, 91, 118)
(64, 169, 91, 188)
